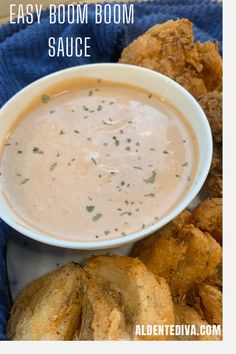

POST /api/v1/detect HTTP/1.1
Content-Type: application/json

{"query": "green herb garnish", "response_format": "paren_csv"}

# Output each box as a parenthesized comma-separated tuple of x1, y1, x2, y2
(41, 95, 50, 104)
(20, 178, 30, 185)
(93, 213, 103, 221)
(49, 162, 57, 171)
(144, 170, 157, 184)
(91, 157, 97, 165)
(144, 193, 155, 197)
(33, 147, 43, 154)
(112, 136, 120, 146)
(86, 205, 95, 212)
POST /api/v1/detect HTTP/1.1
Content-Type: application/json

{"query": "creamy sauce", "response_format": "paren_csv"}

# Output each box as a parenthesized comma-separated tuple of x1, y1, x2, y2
(0, 79, 198, 241)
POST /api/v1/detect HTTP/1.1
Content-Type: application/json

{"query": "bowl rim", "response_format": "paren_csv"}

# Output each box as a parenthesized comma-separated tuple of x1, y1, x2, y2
(0, 63, 213, 250)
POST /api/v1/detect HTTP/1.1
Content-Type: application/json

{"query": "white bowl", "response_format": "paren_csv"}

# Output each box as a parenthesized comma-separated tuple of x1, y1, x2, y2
(0, 63, 212, 250)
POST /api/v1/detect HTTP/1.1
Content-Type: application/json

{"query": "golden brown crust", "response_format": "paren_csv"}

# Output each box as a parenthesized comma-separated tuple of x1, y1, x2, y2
(208, 170, 223, 198)
(191, 198, 222, 244)
(193, 283, 222, 326)
(131, 224, 222, 299)
(199, 91, 222, 143)
(79, 255, 174, 340)
(174, 304, 221, 340)
(119, 19, 222, 100)
(6, 263, 84, 340)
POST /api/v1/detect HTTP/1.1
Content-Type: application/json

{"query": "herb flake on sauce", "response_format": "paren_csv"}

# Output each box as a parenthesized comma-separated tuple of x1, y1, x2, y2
(20, 178, 30, 185)
(41, 95, 50, 104)
(49, 162, 57, 171)
(93, 213, 103, 221)
(86, 205, 95, 212)
(144, 170, 157, 184)
(91, 157, 97, 165)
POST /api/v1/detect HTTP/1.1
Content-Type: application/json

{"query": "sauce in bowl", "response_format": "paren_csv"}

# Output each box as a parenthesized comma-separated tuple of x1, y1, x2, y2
(0, 78, 198, 241)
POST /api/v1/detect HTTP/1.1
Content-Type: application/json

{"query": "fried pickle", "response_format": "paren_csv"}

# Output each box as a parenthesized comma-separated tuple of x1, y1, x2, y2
(6, 263, 84, 340)
(78, 255, 174, 340)
(131, 224, 222, 299)
(119, 19, 222, 100)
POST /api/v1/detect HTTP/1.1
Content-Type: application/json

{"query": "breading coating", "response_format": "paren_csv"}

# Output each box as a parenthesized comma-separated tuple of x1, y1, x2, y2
(199, 91, 222, 143)
(208, 170, 223, 198)
(6, 263, 84, 340)
(193, 283, 222, 326)
(211, 142, 222, 172)
(191, 198, 222, 244)
(131, 210, 191, 260)
(119, 19, 222, 100)
(174, 304, 221, 340)
(131, 224, 222, 298)
(78, 255, 174, 340)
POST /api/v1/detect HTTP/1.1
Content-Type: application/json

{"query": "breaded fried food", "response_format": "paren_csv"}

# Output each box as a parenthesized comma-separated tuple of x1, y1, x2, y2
(207, 264, 222, 288)
(174, 304, 221, 340)
(131, 224, 222, 298)
(131, 210, 191, 260)
(199, 91, 222, 143)
(193, 283, 222, 326)
(211, 142, 222, 172)
(119, 19, 222, 100)
(208, 170, 223, 197)
(77, 255, 174, 340)
(191, 198, 222, 244)
(6, 263, 84, 340)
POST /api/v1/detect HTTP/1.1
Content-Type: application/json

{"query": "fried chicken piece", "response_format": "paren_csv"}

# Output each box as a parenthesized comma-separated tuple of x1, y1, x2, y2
(119, 19, 222, 100)
(199, 91, 222, 143)
(174, 304, 221, 340)
(193, 283, 222, 326)
(131, 224, 222, 298)
(191, 198, 222, 244)
(6, 263, 84, 340)
(208, 170, 223, 197)
(77, 255, 174, 340)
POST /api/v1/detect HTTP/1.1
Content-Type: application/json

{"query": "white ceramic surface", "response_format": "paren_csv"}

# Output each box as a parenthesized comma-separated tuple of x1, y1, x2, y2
(0, 63, 212, 250)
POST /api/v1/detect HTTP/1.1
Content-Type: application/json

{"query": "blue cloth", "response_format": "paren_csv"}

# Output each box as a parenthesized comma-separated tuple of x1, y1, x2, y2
(0, 0, 222, 340)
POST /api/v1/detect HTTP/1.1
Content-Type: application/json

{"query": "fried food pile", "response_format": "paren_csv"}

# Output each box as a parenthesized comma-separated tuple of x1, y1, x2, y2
(119, 18, 223, 198)
(7, 255, 174, 340)
(131, 199, 222, 341)
(7, 18, 223, 341)
(7, 199, 222, 341)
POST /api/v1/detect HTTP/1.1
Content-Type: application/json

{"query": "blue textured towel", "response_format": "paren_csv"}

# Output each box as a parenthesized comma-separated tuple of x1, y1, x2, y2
(0, 0, 222, 340)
